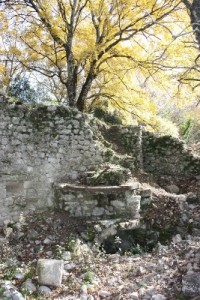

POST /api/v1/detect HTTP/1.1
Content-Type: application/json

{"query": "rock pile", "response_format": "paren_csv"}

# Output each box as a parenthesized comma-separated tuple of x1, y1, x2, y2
(0, 184, 200, 300)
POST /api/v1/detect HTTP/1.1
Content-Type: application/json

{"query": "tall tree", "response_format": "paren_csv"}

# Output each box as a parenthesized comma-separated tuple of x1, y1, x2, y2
(2, 0, 182, 111)
(182, 0, 200, 48)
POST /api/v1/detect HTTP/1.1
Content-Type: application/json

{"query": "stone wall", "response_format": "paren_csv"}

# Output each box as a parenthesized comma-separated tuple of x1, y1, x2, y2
(102, 125, 200, 176)
(0, 95, 106, 224)
(142, 131, 200, 176)
(54, 183, 140, 220)
(0, 93, 200, 224)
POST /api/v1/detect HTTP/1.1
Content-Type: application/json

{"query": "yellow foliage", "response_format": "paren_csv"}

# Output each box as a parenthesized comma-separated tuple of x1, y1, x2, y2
(0, 0, 199, 136)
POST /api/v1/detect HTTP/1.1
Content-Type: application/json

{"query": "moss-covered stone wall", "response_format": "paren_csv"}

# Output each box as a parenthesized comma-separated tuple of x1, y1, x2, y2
(0, 92, 200, 224)
(142, 131, 200, 176)
(101, 124, 200, 177)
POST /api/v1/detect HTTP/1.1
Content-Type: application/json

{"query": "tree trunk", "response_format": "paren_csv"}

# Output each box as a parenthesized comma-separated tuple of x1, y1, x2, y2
(191, 0, 200, 48)
(182, 0, 200, 48)
(67, 65, 78, 107)
(65, 33, 78, 107)
(66, 54, 78, 107)
(76, 73, 95, 111)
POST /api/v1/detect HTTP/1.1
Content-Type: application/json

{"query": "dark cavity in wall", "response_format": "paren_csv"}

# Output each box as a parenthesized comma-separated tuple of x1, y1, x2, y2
(100, 226, 174, 255)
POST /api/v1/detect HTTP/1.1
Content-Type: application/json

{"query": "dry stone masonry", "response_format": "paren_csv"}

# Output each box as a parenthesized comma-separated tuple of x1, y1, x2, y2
(102, 125, 200, 176)
(0, 93, 200, 225)
(54, 183, 140, 219)
(0, 94, 106, 224)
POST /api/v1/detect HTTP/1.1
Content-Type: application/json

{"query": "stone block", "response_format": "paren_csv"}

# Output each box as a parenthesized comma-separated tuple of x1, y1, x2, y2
(126, 195, 141, 205)
(126, 195, 140, 216)
(6, 181, 24, 195)
(92, 207, 105, 216)
(74, 206, 83, 216)
(37, 259, 64, 287)
(0, 183, 6, 198)
(111, 200, 125, 209)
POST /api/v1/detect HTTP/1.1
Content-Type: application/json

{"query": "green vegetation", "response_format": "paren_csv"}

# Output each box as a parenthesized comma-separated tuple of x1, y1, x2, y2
(3, 265, 17, 280)
(93, 108, 122, 125)
(83, 271, 95, 285)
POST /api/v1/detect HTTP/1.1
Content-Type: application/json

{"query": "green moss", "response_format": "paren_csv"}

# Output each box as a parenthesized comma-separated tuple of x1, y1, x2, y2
(83, 271, 95, 284)
(89, 166, 130, 186)
(85, 227, 96, 241)
(3, 265, 17, 280)
(65, 234, 77, 252)
(93, 108, 122, 125)
(175, 293, 188, 300)
(104, 148, 115, 162)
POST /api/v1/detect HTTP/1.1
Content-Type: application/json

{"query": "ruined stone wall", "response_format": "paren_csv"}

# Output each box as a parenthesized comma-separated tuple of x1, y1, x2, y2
(0, 94, 105, 224)
(1, 92, 200, 224)
(54, 183, 140, 220)
(142, 131, 200, 176)
(102, 125, 200, 176)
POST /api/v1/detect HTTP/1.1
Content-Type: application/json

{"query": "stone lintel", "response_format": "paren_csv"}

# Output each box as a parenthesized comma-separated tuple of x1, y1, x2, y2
(57, 182, 140, 192)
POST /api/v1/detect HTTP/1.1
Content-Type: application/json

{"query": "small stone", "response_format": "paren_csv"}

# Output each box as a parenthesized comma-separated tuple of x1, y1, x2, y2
(94, 224, 102, 233)
(126, 284, 136, 293)
(80, 294, 88, 300)
(14, 271, 25, 280)
(3, 280, 16, 290)
(99, 290, 112, 298)
(46, 251, 53, 256)
(80, 284, 88, 294)
(130, 291, 139, 299)
(139, 288, 146, 296)
(9, 290, 25, 300)
(187, 263, 193, 271)
(43, 237, 52, 245)
(144, 286, 157, 297)
(28, 229, 39, 240)
(35, 240, 41, 245)
(17, 232, 25, 239)
(62, 286, 69, 292)
(137, 266, 146, 275)
(151, 294, 166, 300)
(37, 259, 64, 287)
(64, 262, 76, 270)
(22, 279, 37, 293)
(38, 286, 52, 294)
(62, 251, 71, 261)
(172, 234, 182, 243)
(182, 273, 200, 298)
(3, 290, 12, 298)
(165, 184, 179, 194)
(3, 227, 13, 238)
(62, 270, 69, 280)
